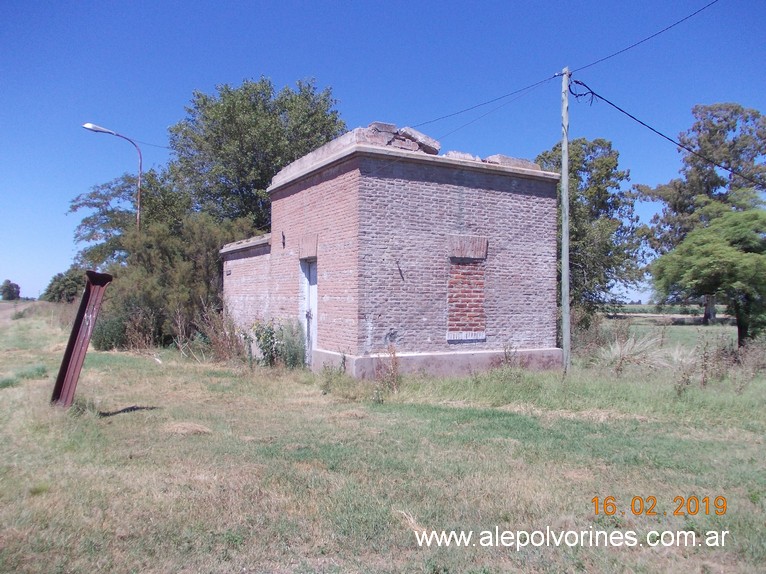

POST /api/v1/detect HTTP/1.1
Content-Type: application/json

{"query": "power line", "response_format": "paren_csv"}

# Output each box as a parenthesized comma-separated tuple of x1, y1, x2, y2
(103, 3, 726, 158)
(134, 139, 171, 150)
(572, 0, 721, 73)
(433, 79, 554, 141)
(569, 79, 765, 191)
(412, 75, 558, 129)
(410, 0, 720, 132)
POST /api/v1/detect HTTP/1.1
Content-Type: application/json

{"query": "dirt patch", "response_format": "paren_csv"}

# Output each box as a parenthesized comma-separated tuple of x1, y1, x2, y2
(329, 408, 368, 421)
(162, 422, 212, 435)
(0, 302, 37, 328)
(498, 403, 651, 424)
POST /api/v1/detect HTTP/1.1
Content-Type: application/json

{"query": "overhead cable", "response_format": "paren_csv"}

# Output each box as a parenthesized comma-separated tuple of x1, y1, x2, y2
(569, 79, 765, 191)
(433, 80, 553, 141)
(411, 0, 721, 130)
(571, 0, 720, 73)
(412, 75, 558, 129)
(134, 139, 171, 150)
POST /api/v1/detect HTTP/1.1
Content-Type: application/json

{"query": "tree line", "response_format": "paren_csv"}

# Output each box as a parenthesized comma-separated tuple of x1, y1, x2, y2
(44, 78, 346, 349)
(42, 77, 765, 349)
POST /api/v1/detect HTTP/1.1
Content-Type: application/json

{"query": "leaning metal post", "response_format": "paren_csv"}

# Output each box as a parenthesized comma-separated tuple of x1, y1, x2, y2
(51, 271, 113, 407)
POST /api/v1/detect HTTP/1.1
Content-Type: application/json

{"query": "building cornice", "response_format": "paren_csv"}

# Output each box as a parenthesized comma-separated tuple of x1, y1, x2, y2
(267, 128, 559, 196)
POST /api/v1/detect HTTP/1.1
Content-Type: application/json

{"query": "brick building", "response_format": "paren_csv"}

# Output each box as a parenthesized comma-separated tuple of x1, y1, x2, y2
(221, 122, 562, 377)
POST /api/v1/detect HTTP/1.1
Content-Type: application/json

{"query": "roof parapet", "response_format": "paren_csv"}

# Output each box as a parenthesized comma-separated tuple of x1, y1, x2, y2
(269, 122, 548, 191)
(220, 233, 271, 255)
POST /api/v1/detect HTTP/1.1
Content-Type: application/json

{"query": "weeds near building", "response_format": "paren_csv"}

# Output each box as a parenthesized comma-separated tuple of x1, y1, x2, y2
(252, 319, 305, 368)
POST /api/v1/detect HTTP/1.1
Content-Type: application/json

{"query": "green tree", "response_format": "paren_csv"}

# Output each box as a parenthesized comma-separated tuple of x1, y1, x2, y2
(652, 210, 766, 346)
(637, 103, 765, 323)
(1, 280, 21, 300)
(69, 168, 189, 268)
(96, 213, 255, 348)
(41, 266, 87, 303)
(169, 77, 346, 226)
(536, 138, 643, 317)
(71, 77, 343, 349)
(637, 103, 766, 255)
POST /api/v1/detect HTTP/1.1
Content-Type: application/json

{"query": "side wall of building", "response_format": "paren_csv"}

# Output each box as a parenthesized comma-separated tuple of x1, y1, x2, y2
(269, 159, 362, 354)
(356, 156, 558, 356)
(222, 243, 271, 329)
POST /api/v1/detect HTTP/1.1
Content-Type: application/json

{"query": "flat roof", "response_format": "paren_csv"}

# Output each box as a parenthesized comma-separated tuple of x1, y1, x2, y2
(267, 123, 559, 195)
(220, 233, 271, 255)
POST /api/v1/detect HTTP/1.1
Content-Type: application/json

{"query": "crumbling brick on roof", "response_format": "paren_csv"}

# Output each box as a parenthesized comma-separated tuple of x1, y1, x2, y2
(364, 121, 441, 155)
(361, 122, 540, 169)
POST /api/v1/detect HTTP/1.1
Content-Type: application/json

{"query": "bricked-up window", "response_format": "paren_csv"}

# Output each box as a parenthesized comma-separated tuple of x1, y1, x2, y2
(446, 235, 488, 342)
(447, 259, 486, 342)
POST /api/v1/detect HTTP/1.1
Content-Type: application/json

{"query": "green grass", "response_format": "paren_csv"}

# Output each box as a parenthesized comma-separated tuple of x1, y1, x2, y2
(629, 321, 737, 348)
(0, 364, 48, 391)
(0, 306, 764, 573)
(618, 303, 727, 315)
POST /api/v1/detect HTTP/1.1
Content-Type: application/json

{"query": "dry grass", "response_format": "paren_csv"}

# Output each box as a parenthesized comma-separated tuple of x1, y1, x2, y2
(0, 306, 764, 573)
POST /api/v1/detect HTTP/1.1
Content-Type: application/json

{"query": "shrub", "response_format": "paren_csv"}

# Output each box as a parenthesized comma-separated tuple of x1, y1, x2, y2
(375, 344, 400, 398)
(280, 321, 306, 369)
(125, 308, 157, 351)
(252, 319, 306, 369)
(196, 302, 244, 362)
(596, 335, 664, 375)
(253, 321, 279, 367)
(571, 309, 611, 358)
(92, 311, 127, 351)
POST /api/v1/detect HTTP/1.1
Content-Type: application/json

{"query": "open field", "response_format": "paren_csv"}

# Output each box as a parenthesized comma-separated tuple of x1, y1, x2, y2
(1, 303, 764, 573)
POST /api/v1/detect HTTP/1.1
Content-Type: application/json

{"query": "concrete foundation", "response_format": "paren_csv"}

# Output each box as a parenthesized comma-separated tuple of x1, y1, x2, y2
(312, 347, 563, 379)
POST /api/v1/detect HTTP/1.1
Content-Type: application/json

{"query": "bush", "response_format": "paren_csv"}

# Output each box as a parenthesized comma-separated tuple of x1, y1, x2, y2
(92, 312, 127, 351)
(196, 302, 245, 362)
(596, 335, 665, 375)
(252, 319, 305, 369)
(280, 321, 305, 369)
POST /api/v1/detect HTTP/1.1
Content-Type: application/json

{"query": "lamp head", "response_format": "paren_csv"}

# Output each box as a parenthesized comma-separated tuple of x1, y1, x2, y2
(82, 122, 116, 135)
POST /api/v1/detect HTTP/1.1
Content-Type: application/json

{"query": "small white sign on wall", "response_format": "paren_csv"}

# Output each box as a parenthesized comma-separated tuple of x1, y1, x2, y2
(446, 331, 486, 342)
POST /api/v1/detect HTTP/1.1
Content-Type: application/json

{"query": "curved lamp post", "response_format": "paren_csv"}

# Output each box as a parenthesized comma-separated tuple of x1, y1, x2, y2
(82, 123, 143, 231)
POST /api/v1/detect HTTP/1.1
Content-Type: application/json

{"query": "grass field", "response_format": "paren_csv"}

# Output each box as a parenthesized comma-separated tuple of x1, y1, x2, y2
(0, 302, 764, 573)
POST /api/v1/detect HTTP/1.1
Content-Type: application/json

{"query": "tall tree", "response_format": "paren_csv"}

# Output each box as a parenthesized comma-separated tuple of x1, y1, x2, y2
(98, 213, 255, 347)
(652, 209, 766, 346)
(536, 138, 643, 317)
(638, 103, 765, 323)
(69, 168, 190, 268)
(1, 280, 21, 301)
(41, 266, 87, 303)
(637, 103, 766, 256)
(169, 77, 346, 226)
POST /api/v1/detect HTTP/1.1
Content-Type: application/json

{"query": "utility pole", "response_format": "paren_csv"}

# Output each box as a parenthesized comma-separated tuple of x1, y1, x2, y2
(561, 67, 571, 373)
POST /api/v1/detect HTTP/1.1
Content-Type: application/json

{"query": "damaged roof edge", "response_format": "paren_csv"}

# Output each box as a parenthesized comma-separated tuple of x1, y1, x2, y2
(267, 122, 559, 194)
(220, 233, 271, 255)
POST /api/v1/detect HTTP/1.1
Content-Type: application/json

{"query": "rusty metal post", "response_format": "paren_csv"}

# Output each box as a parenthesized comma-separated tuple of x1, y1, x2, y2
(51, 271, 113, 407)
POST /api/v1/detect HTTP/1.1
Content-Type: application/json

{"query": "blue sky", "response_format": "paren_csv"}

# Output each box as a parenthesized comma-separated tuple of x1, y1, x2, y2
(1, 0, 764, 299)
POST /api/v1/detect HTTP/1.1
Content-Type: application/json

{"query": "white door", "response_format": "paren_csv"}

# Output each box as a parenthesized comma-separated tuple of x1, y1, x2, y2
(301, 260, 318, 365)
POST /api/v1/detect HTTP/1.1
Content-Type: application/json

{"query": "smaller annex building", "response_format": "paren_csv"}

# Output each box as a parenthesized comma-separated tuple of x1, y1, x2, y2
(221, 122, 562, 377)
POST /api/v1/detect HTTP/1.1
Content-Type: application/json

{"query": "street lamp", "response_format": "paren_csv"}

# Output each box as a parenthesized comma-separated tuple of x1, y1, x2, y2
(82, 122, 143, 231)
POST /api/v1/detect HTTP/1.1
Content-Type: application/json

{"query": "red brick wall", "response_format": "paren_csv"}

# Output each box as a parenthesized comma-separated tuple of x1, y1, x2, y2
(268, 159, 361, 352)
(222, 244, 271, 329)
(447, 259, 486, 337)
(225, 149, 558, 360)
(357, 154, 558, 354)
